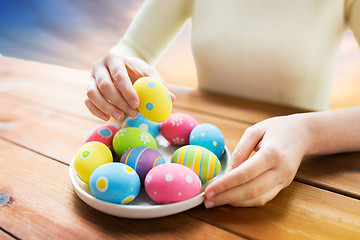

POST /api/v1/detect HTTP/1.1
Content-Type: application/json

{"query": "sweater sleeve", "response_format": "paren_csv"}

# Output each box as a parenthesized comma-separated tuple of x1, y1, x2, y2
(347, 0, 360, 46)
(112, 0, 192, 65)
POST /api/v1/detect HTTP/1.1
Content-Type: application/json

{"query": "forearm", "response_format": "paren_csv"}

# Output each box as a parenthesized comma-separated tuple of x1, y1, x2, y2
(111, 0, 191, 65)
(302, 106, 360, 155)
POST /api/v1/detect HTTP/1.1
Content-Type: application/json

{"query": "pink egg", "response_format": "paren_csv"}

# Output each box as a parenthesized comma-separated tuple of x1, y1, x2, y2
(145, 163, 202, 204)
(160, 113, 198, 145)
(85, 124, 120, 148)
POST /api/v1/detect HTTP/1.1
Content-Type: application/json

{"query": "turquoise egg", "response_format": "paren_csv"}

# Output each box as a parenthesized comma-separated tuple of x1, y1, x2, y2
(89, 162, 140, 204)
(122, 113, 160, 138)
(190, 123, 225, 158)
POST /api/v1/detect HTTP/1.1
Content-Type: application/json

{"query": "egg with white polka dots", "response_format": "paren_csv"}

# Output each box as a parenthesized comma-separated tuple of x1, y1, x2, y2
(85, 124, 120, 149)
(171, 145, 221, 182)
(89, 162, 140, 204)
(145, 163, 201, 204)
(122, 113, 160, 138)
(112, 127, 157, 158)
(133, 77, 172, 122)
(74, 142, 113, 184)
(190, 123, 225, 158)
(120, 146, 165, 183)
(160, 113, 198, 146)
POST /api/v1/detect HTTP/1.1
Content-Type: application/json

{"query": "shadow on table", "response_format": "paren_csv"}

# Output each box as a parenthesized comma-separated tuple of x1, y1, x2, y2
(71, 192, 218, 238)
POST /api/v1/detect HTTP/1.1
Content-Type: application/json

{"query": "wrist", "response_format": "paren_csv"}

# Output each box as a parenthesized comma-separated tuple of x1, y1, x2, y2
(300, 106, 360, 156)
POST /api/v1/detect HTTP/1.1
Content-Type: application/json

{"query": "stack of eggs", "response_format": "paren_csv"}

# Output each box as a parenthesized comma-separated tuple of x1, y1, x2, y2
(73, 77, 226, 206)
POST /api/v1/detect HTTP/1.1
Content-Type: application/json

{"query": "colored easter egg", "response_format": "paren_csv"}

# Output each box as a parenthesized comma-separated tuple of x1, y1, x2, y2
(190, 123, 225, 158)
(160, 113, 198, 146)
(171, 145, 221, 182)
(145, 163, 201, 204)
(123, 113, 160, 138)
(74, 142, 113, 184)
(85, 124, 120, 149)
(89, 162, 140, 204)
(120, 146, 165, 183)
(112, 127, 157, 158)
(133, 77, 172, 122)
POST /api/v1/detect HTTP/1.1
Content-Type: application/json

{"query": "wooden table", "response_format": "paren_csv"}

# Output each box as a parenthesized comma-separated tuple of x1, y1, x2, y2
(0, 56, 359, 239)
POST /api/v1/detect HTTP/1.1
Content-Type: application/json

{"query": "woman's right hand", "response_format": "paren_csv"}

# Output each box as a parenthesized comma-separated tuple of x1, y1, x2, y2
(85, 51, 166, 121)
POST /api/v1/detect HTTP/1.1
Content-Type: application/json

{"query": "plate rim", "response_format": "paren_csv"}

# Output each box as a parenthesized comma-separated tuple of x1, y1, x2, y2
(69, 146, 230, 219)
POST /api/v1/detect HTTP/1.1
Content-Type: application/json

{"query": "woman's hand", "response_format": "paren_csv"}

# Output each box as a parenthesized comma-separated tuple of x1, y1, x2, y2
(85, 50, 175, 121)
(204, 114, 311, 208)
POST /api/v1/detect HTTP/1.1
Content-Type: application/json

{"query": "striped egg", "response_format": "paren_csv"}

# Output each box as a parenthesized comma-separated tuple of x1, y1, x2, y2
(120, 146, 165, 183)
(171, 145, 221, 182)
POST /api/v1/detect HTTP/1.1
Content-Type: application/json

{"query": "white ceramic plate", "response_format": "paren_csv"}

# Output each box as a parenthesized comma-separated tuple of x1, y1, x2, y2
(69, 135, 230, 219)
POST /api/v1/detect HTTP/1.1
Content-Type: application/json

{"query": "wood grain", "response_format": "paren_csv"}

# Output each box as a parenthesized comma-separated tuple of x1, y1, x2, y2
(0, 95, 248, 163)
(1, 56, 360, 239)
(187, 181, 360, 240)
(0, 139, 246, 240)
(0, 56, 302, 124)
(1, 138, 359, 240)
(0, 230, 15, 240)
(1, 89, 360, 200)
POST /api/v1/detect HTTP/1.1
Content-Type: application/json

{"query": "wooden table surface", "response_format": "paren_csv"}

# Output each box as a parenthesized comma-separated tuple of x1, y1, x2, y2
(1, 56, 360, 240)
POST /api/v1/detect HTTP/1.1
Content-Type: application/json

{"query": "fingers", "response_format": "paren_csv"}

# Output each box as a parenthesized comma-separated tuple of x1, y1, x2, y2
(86, 76, 125, 120)
(230, 184, 283, 208)
(204, 170, 283, 208)
(124, 56, 176, 103)
(205, 148, 273, 200)
(86, 53, 174, 121)
(93, 65, 138, 118)
(227, 126, 265, 172)
(84, 98, 111, 121)
(107, 56, 140, 109)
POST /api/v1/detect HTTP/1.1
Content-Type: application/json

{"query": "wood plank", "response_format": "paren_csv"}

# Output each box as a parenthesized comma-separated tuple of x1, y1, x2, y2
(0, 230, 15, 240)
(0, 56, 92, 120)
(297, 153, 360, 199)
(187, 181, 360, 240)
(169, 85, 305, 124)
(2, 138, 359, 239)
(0, 95, 247, 164)
(0, 95, 98, 164)
(0, 56, 302, 124)
(0, 139, 246, 240)
(1, 94, 360, 200)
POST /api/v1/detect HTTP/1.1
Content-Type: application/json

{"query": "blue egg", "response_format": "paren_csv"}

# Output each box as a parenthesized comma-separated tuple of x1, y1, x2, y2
(122, 113, 160, 138)
(89, 162, 140, 204)
(189, 123, 225, 158)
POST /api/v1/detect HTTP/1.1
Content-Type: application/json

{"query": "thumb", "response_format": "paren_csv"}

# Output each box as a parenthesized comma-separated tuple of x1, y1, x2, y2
(125, 57, 176, 103)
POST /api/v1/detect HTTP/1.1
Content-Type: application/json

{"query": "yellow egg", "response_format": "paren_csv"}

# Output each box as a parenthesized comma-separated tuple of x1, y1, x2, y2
(133, 77, 172, 122)
(74, 142, 113, 183)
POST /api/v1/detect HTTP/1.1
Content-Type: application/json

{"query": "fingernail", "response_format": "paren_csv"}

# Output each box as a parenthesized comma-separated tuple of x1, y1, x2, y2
(130, 98, 139, 108)
(205, 200, 215, 209)
(113, 112, 122, 120)
(206, 191, 216, 199)
(101, 115, 110, 121)
(128, 108, 138, 118)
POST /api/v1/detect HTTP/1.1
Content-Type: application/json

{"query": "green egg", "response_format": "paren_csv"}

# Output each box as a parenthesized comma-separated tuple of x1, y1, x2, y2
(112, 127, 158, 158)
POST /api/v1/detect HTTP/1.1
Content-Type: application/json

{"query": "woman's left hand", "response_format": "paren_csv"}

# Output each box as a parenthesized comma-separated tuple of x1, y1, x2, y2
(204, 114, 311, 208)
